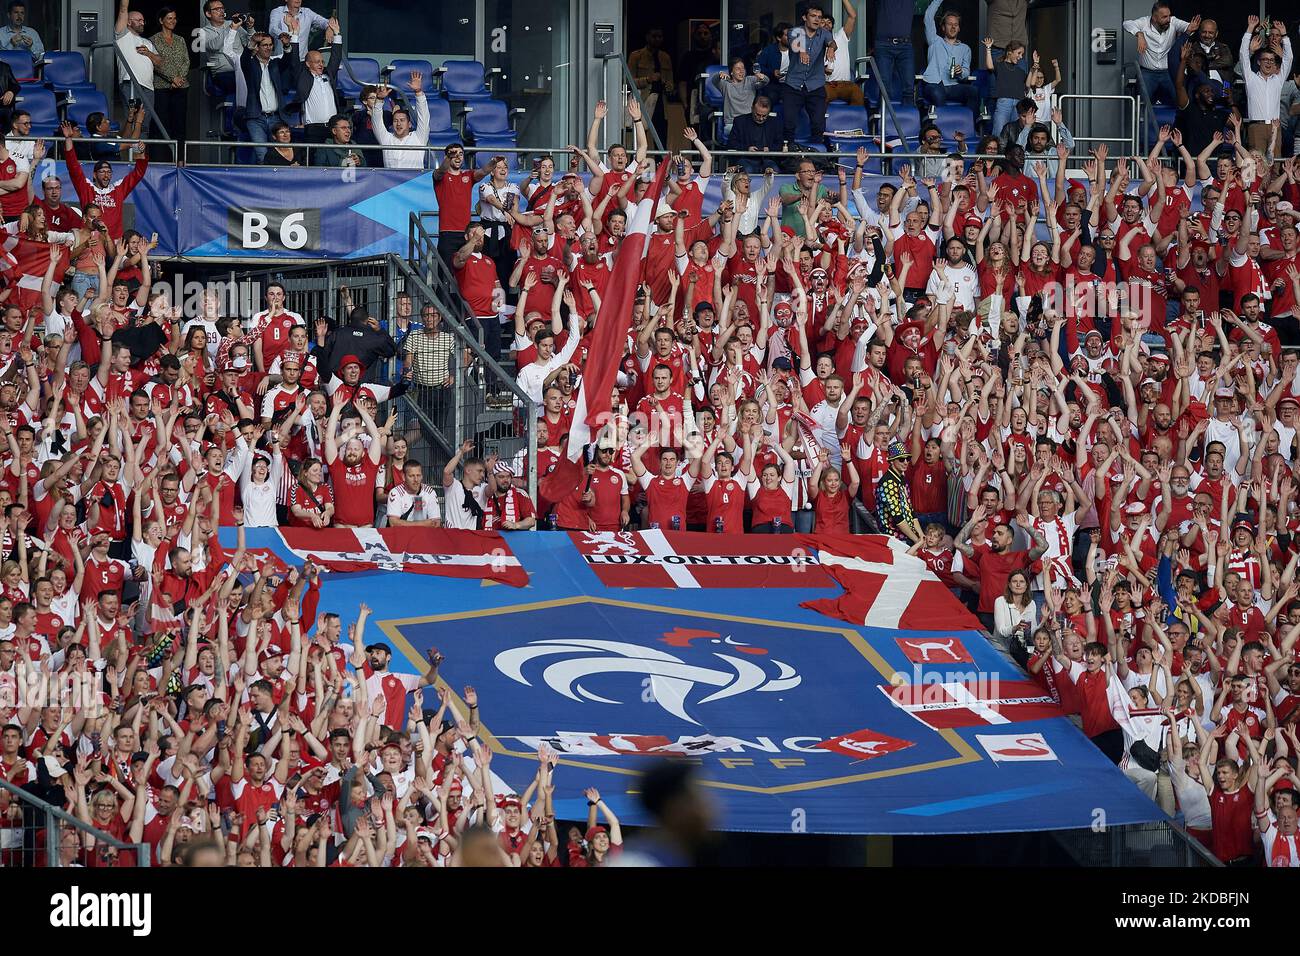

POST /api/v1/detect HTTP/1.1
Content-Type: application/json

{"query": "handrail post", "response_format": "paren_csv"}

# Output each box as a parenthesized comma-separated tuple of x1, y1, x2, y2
(866, 55, 911, 154)
(45, 806, 59, 868)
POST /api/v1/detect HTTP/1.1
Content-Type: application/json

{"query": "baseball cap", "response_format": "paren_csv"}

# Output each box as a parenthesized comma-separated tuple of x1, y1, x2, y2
(364, 642, 393, 656)
(1125, 500, 1148, 516)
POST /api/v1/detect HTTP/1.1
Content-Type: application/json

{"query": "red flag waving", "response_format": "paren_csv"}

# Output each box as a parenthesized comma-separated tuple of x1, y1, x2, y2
(797, 533, 982, 632)
(278, 527, 529, 587)
(566, 158, 671, 459)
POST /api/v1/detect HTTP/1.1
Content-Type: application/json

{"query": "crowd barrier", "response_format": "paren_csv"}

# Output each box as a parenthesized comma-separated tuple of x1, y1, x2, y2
(27, 139, 1105, 262)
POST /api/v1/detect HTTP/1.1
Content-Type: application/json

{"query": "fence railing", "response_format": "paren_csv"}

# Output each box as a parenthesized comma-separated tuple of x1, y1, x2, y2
(1051, 819, 1223, 867)
(224, 254, 536, 503)
(0, 775, 151, 868)
(602, 53, 665, 154)
(1055, 93, 1139, 161)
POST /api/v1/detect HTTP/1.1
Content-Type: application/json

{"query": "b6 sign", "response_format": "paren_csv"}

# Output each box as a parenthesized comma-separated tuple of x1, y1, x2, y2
(228, 208, 322, 253)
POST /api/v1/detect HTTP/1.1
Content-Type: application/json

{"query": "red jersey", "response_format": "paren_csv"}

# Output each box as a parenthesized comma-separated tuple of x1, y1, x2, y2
(639, 473, 693, 529)
(433, 168, 476, 233)
(328, 457, 381, 527)
(704, 475, 746, 532)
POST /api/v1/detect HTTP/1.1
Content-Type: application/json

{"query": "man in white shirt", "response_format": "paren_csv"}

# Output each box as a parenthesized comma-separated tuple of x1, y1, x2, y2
(820, 0, 861, 105)
(385, 460, 442, 527)
(370, 73, 430, 169)
(291, 18, 343, 144)
(927, 238, 980, 312)
(441, 441, 489, 530)
(268, 0, 330, 59)
(515, 313, 581, 406)
(114, 0, 162, 139)
(1240, 16, 1293, 152)
(1123, 3, 1198, 106)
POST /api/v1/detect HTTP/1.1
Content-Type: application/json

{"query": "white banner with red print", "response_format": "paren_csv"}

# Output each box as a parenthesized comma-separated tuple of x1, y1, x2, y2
(277, 527, 529, 587)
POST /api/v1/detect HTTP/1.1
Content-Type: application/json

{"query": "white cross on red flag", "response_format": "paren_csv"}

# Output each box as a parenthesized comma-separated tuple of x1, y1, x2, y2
(797, 534, 983, 631)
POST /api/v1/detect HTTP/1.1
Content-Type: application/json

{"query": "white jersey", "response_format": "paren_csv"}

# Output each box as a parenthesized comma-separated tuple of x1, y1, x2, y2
(386, 484, 441, 523)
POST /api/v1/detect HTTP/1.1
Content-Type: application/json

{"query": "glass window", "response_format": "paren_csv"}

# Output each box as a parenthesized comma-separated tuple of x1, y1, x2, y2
(349, 0, 475, 56)
(482, 0, 571, 152)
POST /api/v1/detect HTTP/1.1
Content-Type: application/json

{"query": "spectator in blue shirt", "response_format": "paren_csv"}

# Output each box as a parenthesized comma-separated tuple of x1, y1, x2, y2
(0, 1, 43, 62)
(781, 1, 835, 147)
(920, 0, 979, 117)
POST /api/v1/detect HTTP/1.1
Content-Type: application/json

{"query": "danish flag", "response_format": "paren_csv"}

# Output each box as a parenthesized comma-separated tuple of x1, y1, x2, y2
(881, 679, 1064, 729)
(798, 534, 983, 631)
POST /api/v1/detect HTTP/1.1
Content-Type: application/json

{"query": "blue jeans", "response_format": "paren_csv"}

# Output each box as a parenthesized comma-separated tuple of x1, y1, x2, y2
(244, 113, 273, 162)
(920, 81, 980, 114)
(1141, 66, 1176, 106)
(992, 97, 1018, 138)
(874, 41, 914, 104)
(69, 270, 98, 302)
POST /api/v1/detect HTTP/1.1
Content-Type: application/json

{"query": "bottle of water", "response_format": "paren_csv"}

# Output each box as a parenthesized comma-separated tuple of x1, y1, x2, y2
(650, 521, 660, 529)
(670, 515, 681, 531)
(714, 516, 724, 533)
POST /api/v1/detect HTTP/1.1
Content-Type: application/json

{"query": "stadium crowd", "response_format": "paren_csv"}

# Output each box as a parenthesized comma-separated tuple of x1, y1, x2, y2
(0, 0, 1298, 867)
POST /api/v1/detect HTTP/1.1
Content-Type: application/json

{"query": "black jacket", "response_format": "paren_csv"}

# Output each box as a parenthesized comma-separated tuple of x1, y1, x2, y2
(727, 113, 782, 152)
(322, 321, 397, 381)
(0, 62, 19, 111)
(234, 45, 295, 121)
(284, 35, 344, 120)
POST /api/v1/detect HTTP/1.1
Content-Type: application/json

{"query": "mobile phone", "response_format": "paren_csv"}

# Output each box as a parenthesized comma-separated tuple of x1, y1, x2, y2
(532, 157, 541, 175)
(675, 159, 686, 178)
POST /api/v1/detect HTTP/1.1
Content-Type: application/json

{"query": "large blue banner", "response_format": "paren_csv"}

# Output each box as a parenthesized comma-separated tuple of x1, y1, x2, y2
(34, 158, 432, 260)
(221, 528, 1169, 836)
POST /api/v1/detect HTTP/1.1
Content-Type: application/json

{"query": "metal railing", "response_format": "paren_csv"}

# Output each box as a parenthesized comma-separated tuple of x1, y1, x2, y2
(864, 55, 916, 153)
(1055, 93, 1139, 160)
(86, 39, 170, 146)
(225, 254, 536, 502)
(602, 53, 665, 154)
(1051, 819, 1222, 867)
(0, 776, 150, 868)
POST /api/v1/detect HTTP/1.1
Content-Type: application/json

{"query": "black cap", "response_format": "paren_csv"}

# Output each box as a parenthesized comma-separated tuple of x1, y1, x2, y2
(364, 642, 392, 656)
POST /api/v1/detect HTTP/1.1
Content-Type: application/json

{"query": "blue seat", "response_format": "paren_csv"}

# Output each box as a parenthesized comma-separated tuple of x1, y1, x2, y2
(15, 86, 58, 128)
(932, 104, 977, 144)
(700, 64, 727, 110)
(880, 104, 920, 148)
(385, 58, 433, 96)
(42, 51, 91, 94)
(64, 89, 113, 130)
(464, 99, 521, 147)
(426, 96, 460, 149)
(825, 102, 872, 153)
(336, 56, 379, 101)
(0, 49, 37, 83)
(790, 110, 826, 151)
(437, 59, 495, 103)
